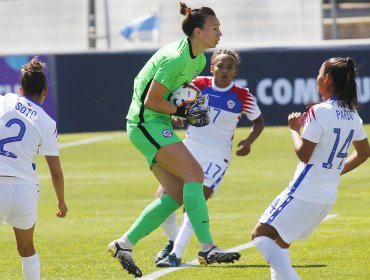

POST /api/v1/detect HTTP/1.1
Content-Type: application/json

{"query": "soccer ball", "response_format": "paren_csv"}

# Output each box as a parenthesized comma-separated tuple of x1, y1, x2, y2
(169, 84, 200, 109)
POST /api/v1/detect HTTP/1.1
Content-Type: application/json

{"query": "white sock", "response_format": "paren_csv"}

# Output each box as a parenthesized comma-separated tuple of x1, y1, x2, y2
(253, 236, 300, 280)
(270, 249, 292, 280)
(172, 212, 194, 258)
(161, 212, 178, 241)
(22, 253, 40, 280)
(117, 234, 134, 250)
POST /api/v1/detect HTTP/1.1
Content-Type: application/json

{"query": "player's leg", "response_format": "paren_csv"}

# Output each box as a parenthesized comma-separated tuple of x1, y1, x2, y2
(155, 185, 178, 263)
(156, 143, 240, 264)
(0, 183, 11, 227)
(155, 144, 240, 265)
(156, 185, 179, 242)
(252, 223, 299, 280)
(252, 190, 300, 279)
(13, 225, 40, 280)
(7, 182, 40, 280)
(252, 193, 331, 280)
(154, 141, 213, 247)
(171, 187, 214, 259)
(155, 182, 215, 264)
(107, 120, 183, 277)
(107, 166, 181, 277)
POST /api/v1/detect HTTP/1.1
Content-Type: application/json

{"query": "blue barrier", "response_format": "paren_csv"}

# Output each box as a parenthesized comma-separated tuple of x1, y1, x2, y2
(1, 44, 369, 133)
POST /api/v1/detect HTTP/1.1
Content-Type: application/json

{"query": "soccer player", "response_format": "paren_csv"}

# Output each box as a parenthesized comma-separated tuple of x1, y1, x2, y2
(251, 57, 370, 280)
(107, 3, 240, 277)
(155, 49, 265, 267)
(0, 57, 67, 280)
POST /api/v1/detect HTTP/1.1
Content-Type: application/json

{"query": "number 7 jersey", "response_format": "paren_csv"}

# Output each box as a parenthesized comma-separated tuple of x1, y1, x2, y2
(287, 97, 367, 204)
(0, 93, 59, 184)
(185, 76, 261, 162)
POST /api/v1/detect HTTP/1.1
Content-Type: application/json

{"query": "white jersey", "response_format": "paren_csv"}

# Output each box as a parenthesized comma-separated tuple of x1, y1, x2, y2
(0, 93, 59, 184)
(286, 97, 367, 204)
(184, 76, 261, 163)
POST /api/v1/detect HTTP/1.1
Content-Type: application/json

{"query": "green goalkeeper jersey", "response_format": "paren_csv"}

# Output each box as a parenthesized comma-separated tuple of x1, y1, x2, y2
(126, 38, 206, 123)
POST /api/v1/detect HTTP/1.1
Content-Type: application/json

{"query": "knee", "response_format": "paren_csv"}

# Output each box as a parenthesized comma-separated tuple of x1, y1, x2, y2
(156, 185, 166, 198)
(251, 223, 265, 241)
(187, 164, 204, 183)
(17, 242, 36, 257)
(251, 229, 258, 241)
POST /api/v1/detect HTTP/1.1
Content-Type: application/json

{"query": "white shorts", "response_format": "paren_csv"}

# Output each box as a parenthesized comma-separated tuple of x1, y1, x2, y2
(186, 146, 230, 192)
(0, 177, 39, 230)
(200, 157, 229, 192)
(259, 191, 332, 244)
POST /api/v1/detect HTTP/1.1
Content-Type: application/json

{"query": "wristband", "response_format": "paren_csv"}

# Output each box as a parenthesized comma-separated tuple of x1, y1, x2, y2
(174, 106, 188, 118)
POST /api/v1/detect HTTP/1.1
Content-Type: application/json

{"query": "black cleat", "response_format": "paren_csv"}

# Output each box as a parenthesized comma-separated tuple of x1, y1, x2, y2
(156, 253, 181, 267)
(155, 240, 174, 264)
(107, 241, 142, 277)
(198, 246, 240, 265)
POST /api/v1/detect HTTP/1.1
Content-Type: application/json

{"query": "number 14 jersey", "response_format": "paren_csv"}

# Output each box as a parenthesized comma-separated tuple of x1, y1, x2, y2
(287, 98, 367, 204)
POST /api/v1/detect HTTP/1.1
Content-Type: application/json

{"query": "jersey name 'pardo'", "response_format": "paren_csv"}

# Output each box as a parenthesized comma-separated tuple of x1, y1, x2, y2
(286, 97, 367, 204)
(126, 38, 206, 124)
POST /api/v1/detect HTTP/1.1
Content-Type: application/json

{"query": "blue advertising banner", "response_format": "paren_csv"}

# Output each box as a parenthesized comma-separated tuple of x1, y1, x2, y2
(231, 45, 370, 127)
(49, 43, 370, 133)
(0, 55, 57, 120)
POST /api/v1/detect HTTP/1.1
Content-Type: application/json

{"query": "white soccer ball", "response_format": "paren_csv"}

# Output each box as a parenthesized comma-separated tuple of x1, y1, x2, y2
(169, 83, 200, 109)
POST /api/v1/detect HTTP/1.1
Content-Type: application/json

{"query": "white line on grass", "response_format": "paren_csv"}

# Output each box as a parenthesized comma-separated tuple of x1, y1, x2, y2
(141, 213, 339, 280)
(59, 134, 124, 149)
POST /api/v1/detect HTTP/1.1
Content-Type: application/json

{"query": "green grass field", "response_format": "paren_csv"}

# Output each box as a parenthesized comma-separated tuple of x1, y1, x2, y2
(1, 126, 369, 279)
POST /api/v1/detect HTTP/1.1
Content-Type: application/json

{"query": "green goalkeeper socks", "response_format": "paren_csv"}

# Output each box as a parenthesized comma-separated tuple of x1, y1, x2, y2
(126, 194, 180, 245)
(183, 182, 213, 243)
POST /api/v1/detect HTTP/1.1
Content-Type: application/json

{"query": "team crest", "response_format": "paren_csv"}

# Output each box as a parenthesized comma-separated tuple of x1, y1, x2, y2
(227, 100, 235, 109)
(162, 129, 173, 138)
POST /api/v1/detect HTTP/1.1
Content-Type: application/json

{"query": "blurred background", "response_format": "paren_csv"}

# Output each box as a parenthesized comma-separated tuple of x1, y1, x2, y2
(0, 0, 369, 132)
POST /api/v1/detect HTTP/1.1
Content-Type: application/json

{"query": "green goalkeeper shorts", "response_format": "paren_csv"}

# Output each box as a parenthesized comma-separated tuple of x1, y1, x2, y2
(127, 119, 182, 168)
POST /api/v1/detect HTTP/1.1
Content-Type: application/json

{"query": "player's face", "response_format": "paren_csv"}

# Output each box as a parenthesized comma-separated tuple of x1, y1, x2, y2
(198, 16, 222, 49)
(317, 63, 329, 100)
(211, 54, 237, 88)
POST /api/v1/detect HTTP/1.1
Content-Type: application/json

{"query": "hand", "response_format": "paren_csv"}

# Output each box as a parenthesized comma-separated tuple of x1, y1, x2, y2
(187, 111, 210, 127)
(187, 93, 209, 119)
(236, 139, 251, 156)
(171, 116, 184, 127)
(288, 112, 305, 132)
(56, 201, 68, 218)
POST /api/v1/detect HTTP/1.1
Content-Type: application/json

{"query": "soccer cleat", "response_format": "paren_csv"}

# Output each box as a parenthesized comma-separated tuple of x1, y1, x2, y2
(107, 241, 142, 277)
(155, 240, 174, 264)
(156, 253, 181, 267)
(198, 246, 241, 265)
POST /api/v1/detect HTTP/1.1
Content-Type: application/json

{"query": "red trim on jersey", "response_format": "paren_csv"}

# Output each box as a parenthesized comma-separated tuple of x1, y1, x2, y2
(307, 106, 316, 122)
(192, 76, 212, 90)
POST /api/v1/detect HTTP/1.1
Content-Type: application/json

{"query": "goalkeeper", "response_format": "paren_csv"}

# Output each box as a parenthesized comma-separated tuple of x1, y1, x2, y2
(155, 49, 265, 267)
(107, 2, 240, 277)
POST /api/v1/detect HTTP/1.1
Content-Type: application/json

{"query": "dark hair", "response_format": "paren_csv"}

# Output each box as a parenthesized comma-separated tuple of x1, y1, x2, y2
(21, 56, 47, 97)
(322, 57, 358, 110)
(211, 49, 241, 68)
(179, 2, 216, 37)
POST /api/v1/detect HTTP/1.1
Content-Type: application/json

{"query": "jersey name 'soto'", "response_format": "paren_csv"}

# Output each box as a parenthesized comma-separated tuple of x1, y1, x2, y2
(185, 76, 261, 161)
(0, 93, 59, 184)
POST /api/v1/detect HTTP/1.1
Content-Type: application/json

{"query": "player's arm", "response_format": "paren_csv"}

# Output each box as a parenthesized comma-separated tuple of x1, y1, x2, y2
(236, 115, 265, 156)
(340, 138, 370, 175)
(144, 80, 178, 115)
(45, 155, 67, 218)
(288, 112, 316, 163)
